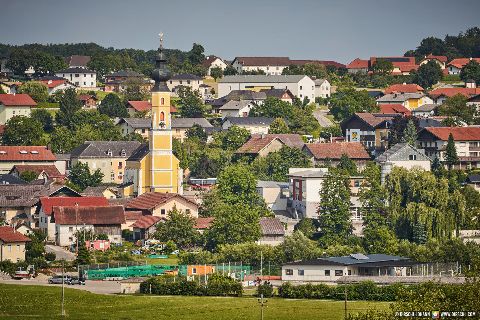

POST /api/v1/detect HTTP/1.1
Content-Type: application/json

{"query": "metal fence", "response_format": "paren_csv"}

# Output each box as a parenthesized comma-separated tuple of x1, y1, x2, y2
(409, 262, 464, 277)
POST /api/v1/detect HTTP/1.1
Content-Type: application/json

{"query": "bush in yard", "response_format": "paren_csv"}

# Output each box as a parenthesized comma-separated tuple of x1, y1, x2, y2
(44, 252, 56, 262)
(205, 273, 243, 297)
(256, 281, 274, 298)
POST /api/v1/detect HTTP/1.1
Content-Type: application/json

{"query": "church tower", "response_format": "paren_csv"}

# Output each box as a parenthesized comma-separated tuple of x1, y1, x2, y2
(148, 33, 181, 193)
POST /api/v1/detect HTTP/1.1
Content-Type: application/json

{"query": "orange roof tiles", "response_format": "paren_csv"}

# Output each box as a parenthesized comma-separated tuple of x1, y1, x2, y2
(194, 217, 214, 229)
(130, 215, 162, 229)
(347, 58, 369, 69)
(423, 127, 480, 141)
(428, 87, 480, 98)
(53, 205, 125, 225)
(0, 94, 36, 106)
(40, 196, 109, 216)
(378, 104, 412, 116)
(126, 192, 197, 211)
(12, 165, 64, 178)
(384, 84, 424, 94)
(448, 58, 480, 69)
(0, 146, 56, 162)
(0, 226, 31, 243)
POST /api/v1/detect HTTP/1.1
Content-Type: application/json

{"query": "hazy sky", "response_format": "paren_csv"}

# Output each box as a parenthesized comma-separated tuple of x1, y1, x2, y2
(0, 0, 479, 63)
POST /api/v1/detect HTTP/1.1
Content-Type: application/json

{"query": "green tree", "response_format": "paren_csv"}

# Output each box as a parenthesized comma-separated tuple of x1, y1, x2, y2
(49, 126, 75, 153)
(76, 242, 91, 265)
(2, 116, 45, 146)
(154, 206, 199, 249)
(185, 124, 208, 143)
(17, 81, 49, 103)
(210, 67, 223, 80)
(337, 154, 357, 175)
(268, 118, 290, 134)
(19, 170, 38, 182)
(360, 163, 388, 230)
(279, 231, 321, 262)
(177, 86, 206, 118)
(214, 125, 250, 150)
(329, 88, 377, 122)
(25, 231, 46, 261)
(31, 109, 54, 133)
(55, 88, 82, 128)
(403, 119, 418, 146)
(438, 94, 476, 125)
(123, 77, 149, 101)
(460, 60, 480, 85)
(293, 218, 318, 239)
(371, 59, 393, 75)
(412, 60, 443, 89)
(444, 133, 458, 170)
(98, 93, 128, 118)
(187, 43, 205, 65)
(68, 162, 104, 191)
(223, 65, 237, 76)
(317, 170, 352, 244)
(363, 226, 399, 255)
(216, 164, 264, 207)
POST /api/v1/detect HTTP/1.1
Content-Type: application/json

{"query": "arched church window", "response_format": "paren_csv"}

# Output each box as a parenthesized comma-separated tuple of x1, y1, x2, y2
(161, 97, 165, 105)
(160, 111, 165, 121)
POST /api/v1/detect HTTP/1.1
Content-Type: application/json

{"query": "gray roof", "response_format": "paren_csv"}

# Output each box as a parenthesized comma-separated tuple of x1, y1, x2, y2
(467, 174, 480, 183)
(257, 180, 289, 188)
(314, 78, 328, 85)
(119, 118, 151, 129)
(219, 75, 309, 84)
(170, 73, 202, 80)
(225, 117, 274, 126)
(172, 118, 213, 129)
(0, 184, 80, 207)
(284, 254, 413, 266)
(0, 174, 27, 185)
(412, 104, 438, 112)
(82, 186, 118, 197)
(377, 93, 425, 103)
(70, 141, 142, 159)
(219, 100, 252, 110)
(288, 169, 328, 178)
(376, 143, 431, 163)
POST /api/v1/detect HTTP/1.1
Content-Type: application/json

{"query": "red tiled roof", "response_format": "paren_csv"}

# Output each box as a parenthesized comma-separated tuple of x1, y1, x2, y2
(40, 196, 109, 216)
(126, 192, 197, 211)
(125, 211, 144, 221)
(194, 217, 214, 229)
(448, 58, 480, 69)
(127, 100, 177, 113)
(428, 87, 480, 98)
(53, 205, 125, 225)
(202, 55, 224, 68)
(378, 104, 412, 116)
(347, 58, 369, 69)
(12, 165, 64, 178)
(384, 84, 424, 94)
(0, 94, 36, 106)
(236, 134, 304, 154)
(130, 215, 162, 229)
(259, 217, 285, 236)
(38, 79, 68, 89)
(425, 54, 448, 63)
(0, 146, 56, 162)
(397, 64, 419, 73)
(78, 94, 97, 101)
(355, 113, 396, 128)
(234, 57, 290, 66)
(0, 226, 31, 243)
(423, 127, 480, 141)
(304, 142, 370, 160)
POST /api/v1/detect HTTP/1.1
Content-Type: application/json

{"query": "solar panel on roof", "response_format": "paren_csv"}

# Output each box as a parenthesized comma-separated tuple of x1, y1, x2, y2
(350, 253, 369, 260)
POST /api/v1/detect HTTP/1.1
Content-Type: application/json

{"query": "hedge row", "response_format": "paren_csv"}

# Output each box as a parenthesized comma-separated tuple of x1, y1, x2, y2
(278, 281, 408, 301)
(140, 274, 243, 297)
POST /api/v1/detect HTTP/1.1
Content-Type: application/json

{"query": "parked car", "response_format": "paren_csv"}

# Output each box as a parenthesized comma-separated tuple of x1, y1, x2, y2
(67, 276, 85, 285)
(48, 275, 70, 284)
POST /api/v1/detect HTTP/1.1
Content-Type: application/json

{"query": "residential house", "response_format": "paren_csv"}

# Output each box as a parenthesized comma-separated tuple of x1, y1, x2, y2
(38, 77, 76, 95)
(375, 143, 431, 183)
(256, 180, 289, 212)
(341, 113, 398, 154)
(117, 118, 150, 140)
(231, 57, 291, 75)
(0, 174, 27, 185)
(378, 104, 411, 117)
(38, 196, 109, 241)
(53, 205, 125, 247)
(82, 186, 118, 199)
(218, 75, 316, 102)
(15, 223, 34, 237)
(236, 134, 305, 158)
(429, 86, 480, 105)
(281, 253, 413, 283)
(257, 217, 285, 246)
(313, 78, 331, 98)
(123, 211, 144, 232)
(194, 217, 214, 234)
(288, 59, 345, 69)
(78, 94, 97, 109)
(0, 183, 80, 227)
(447, 58, 480, 75)
(0, 226, 30, 262)
(419, 54, 448, 70)
(0, 81, 21, 94)
(302, 142, 371, 170)
(218, 100, 255, 119)
(55, 67, 96, 89)
(468, 94, 480, 110)
(125, 192, 199, 218)
(211, 90, 266, 112)
(126, 100, 176, 117)
(9, 165, 65, 182)
(54, 154, 70, 175)
(417, 127, 480, 169)
(376, 93, 433, 110)
(0, 94, 36, 125)
(167, 74, 203, 93)
(384, 83, 424, 94)
(465, 174, 480, 192)
(202, 55, 228, 76)
(131, 215, 162, 241)
(0, 146, 56, 174)
(222, 117, 274, 135)
(260, 88, 295, 103)
(411, 104, 439, 118)
(104, 70, 151, 93)
(65, 55, 91, 68)
(70, 141, 142, 184)
(346, 58, 369, 74)
(171, 118, 213, 142)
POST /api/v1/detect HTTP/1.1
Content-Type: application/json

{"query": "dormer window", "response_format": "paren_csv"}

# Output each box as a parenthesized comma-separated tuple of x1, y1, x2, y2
(19, 150, 28, 154)
(107, 149, 113, 156)
(120, 149, 126, 157)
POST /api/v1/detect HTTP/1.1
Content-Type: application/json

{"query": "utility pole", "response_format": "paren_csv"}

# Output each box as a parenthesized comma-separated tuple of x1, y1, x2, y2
(258, 293, 267, 320)
(75, 202, 79, 256)
(344, 285, 347, 320)
(260, 251, 263, 279)
(61, 259, 65, 317)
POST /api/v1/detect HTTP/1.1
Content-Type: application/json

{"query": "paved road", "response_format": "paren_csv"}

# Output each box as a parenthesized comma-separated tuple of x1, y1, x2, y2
(0, 278, 121, 294)
(46, 244, 76, 261)
(313, 108, 334, 127)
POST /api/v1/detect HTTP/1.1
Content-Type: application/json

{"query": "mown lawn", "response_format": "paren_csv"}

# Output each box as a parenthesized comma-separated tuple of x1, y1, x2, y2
(0, 283, 389, 320)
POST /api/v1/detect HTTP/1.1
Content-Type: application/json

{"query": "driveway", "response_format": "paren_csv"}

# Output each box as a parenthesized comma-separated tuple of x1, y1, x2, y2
(313, 108, 334, 127)
(46, 244, 76, 261)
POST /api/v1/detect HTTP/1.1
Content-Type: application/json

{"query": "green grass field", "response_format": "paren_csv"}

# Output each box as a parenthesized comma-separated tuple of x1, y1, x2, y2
(0, 284, 389, 320)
